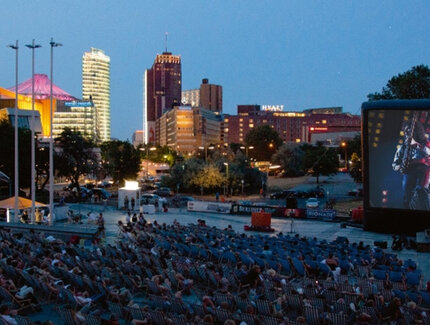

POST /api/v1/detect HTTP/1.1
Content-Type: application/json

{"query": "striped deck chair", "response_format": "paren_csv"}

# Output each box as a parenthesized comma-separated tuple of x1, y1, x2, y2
(128, 306, 148, 321)
(327, 312, 347, 325)
(235, 297, 251, 312)
(191, 304, 206, 318)
(57, 307, 79, 325)
(147, 309, 167, 325)
(304, 306, 321, 325)
(14, 315, 32, 325)
(254, 299, 273, 315)
(107, 301, 126, 320)
(167, 313, 187, 325)
(84, 314, 101, 325)
(333, 302, 349, 314)
(214, 308, 233, 324)
(261, 315, 281, 325)
(286, 293, 303, 310)
(357, 264, 370, 278)
(237, 312, 256, 325)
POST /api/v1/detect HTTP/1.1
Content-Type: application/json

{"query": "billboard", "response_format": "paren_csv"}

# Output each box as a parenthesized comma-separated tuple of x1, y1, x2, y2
(362, 99, 430, 233)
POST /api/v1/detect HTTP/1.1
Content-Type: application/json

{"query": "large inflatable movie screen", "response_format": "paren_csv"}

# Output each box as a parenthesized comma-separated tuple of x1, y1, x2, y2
(364, 100, 430, 213)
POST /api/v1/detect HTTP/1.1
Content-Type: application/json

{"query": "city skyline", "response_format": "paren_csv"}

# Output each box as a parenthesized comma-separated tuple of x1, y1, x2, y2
(0, 0, 429, 141)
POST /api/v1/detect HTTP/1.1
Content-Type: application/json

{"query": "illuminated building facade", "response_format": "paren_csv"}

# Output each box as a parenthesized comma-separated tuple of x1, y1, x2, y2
(2, 74, 77, 137)
(181, 89, 199, 107)
(144, 52, 181, 143)
(158, 106, 222, 154)
(82, 48, 111, 142)
(224, 105, 360, 144)
(132, 130, 144, 147)
(52, 100, 95, 139)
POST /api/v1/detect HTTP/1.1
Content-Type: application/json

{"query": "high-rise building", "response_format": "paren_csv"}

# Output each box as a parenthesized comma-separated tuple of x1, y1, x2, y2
(181, 89, 199, 107)
(144, 52, 181, 143)
(182, 78, 222, 113)
(53, 100, 96, 140)
(199, 78, 222, 113)
(158, 105, 222, 154)
(82, 48, 111, 142)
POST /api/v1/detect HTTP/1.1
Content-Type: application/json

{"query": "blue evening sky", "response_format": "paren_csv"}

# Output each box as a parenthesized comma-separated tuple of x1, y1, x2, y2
(1, 1, 429, 141)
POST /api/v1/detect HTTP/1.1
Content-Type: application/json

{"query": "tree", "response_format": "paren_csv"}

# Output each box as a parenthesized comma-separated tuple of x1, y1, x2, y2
(302, 143, 339, 183)
(368, 65, 430, 100)
(190, 165, 225, 193)
(0, 119, 32, 190)
(55, 128, 98, 196)
(100, 140, 141, 185)
(245, 125, 283, 161)
(272, 143, 305, 177)
(349, 152, 362, 184)
(345, 134, 362, 183)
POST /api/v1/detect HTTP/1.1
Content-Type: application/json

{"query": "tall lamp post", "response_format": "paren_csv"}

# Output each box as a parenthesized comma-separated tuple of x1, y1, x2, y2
(341, 141, 348, 170)
(25, 40, 41, 223)
(240, 145, 254, 158)
(223, 162, 229, 196)
(49, 38, 62, 225)
(7, 41, 19, 223)
(140, 146, 156, 180)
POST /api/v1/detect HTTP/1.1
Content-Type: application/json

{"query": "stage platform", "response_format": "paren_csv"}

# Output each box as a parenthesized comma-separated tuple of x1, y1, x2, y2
(0, 221, 99, 241)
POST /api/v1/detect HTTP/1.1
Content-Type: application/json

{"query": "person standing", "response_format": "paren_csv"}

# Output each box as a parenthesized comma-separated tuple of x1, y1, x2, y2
(131, 197, 135, 211)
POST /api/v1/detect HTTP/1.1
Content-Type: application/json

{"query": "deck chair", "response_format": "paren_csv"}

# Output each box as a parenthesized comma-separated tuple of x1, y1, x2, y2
(304, 306, 321, 325)
(254, 299, 273, 315)
(0, 286, 35, 314)
(327, 312, 347, 325)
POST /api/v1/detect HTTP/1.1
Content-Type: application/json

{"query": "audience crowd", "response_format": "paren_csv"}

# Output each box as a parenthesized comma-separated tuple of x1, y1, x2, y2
(0, 213, 429, 325)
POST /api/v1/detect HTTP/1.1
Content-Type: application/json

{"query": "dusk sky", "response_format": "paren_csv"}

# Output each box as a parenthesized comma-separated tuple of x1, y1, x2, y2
(1, 1, 429, 141)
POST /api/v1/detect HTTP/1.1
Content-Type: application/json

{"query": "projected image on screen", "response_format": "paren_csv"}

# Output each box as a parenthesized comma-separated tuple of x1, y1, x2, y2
(368, 110, 430, 210)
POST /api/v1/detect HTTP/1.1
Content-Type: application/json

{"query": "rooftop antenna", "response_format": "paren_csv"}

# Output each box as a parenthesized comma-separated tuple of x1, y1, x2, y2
(165, 32, 168, 52)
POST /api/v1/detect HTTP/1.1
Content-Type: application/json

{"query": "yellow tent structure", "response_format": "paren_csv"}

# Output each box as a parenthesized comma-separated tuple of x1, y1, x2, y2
(0, 197, 46, 210)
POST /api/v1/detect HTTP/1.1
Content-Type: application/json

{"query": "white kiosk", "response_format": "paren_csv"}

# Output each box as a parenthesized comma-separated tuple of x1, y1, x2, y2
(118, 181, 141, 211)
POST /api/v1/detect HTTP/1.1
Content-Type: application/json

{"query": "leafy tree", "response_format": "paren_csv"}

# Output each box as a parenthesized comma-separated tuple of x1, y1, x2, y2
(245, 125, 283, 161)
(272, 143, 305, 177)
(35, 144, 49, 191)
(343, 134, 362, 183)
(302, 143, 339, 183)
(100, 140, 141, 185)
(190, 165, 225, 193)
(0, 119, 32, 191)
(349, 152, 362, 183)
(368, 65, 430, 100)
(55, 128, 98, 196)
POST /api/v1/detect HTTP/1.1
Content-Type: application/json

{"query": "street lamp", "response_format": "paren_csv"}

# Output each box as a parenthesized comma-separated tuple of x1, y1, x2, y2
(240, 145, 254, 157)
(7, 41, 19, 223)
(49, 38, 62, 225)
(223, 162, 229, 196)
(198, 145, 214, 160)
(341, 141, 347, 170)
(26, 39, 41, 223)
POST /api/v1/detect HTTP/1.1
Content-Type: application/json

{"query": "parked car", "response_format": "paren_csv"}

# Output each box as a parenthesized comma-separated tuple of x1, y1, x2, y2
(141, 193, 166, 205)
(155, 187, 172, 197)
(306, 197, 319, 209)
(270, 190, 297, 199)
(92, 188, 111, 200)
(171, 195, 194, 207)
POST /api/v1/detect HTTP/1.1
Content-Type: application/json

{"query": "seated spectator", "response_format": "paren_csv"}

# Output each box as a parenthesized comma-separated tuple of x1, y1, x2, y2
(0, 304, 17, 325)
(20, 210, 30, 224)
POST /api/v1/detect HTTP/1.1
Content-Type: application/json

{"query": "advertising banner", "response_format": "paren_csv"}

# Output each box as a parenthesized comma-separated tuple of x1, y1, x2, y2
(306, 209, 337, 220)
(187, 201, 232, 214)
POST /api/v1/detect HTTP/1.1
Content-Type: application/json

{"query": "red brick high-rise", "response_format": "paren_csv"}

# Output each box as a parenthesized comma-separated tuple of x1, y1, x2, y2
(144, 52, 181, 143)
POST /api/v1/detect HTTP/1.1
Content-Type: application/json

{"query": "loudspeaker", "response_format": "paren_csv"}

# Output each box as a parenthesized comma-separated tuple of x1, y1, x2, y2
(286, 198, 297, 209)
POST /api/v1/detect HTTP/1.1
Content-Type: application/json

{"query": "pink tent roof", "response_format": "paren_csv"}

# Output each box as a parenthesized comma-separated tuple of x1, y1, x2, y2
(8, 74, 77, 101)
